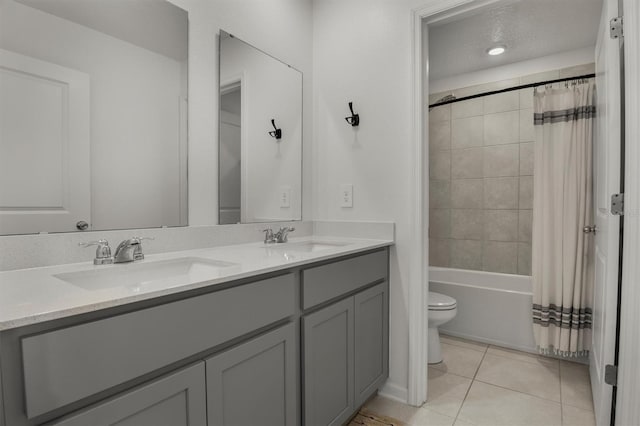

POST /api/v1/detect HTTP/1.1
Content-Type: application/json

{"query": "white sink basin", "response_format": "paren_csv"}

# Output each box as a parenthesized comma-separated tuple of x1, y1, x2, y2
(267, 241, 350, 253)
(54, 257, 239, 291)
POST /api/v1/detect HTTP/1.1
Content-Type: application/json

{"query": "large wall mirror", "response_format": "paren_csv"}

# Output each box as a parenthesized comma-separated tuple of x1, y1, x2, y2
(218, 31, 302, 224)
(0, 0, 188, 235)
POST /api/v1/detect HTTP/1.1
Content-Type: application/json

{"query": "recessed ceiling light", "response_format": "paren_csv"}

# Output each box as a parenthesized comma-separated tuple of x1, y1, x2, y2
(487, 46, 506, 56)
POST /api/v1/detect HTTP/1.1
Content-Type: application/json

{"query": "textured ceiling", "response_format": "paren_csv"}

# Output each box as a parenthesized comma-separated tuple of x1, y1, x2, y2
(428, 0, 603, 80)
(16, 0, 188, 61)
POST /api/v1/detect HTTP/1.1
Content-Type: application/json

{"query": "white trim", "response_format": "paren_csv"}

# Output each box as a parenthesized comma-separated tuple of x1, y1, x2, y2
(616, 1, 640, 424)
(379, 381, 409, 404)
(407, 0, 479, 407)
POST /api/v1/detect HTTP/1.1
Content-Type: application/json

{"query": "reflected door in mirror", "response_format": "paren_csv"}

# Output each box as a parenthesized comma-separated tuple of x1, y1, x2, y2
(0, 0, 189, 235)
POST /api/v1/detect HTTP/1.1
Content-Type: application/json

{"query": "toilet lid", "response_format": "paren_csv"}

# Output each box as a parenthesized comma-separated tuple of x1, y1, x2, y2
(429, 292, 456, 310)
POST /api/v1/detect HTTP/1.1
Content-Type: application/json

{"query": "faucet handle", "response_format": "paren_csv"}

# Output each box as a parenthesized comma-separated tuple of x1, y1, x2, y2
(261, 228, 276, 244)
(131, 237, 154, 260)
(79, 239, 113, 265)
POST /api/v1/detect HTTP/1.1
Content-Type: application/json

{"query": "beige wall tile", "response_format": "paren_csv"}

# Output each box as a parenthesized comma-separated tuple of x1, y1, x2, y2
(483, 241, 518, 274)
(450, 239, 483, 270)
(430, 120, 451, 152)
(520, 88, 534, 109)
(451, 98, 483, 119)
(451, 209, 483, 240)
(452, 116, 484, 149)
(519, 176, 534, 209)
(429, 238, 451, 267)
(430, 150, 451, 180)
(430, 209, 451, 239)
(484, 210, 518, 241)
(452, 179, 484, 209)
(520, 70, 560, 85)
(559, 63, 595, 79)
(430, 104, 451, 123)
(483, 145, 519, 177)
(484, 111, 519, 145)
(451, 148, 483, 179)
(519, 142, 534, 175)
(484, 91, 520, 114)
(473, 78, 520, 95)
(519, 108, 535, 142)
(484, 177, 519, 209)
(518, 242, 532, 275)
(519, 209, 533, 242)
(430, 180, 451, 209)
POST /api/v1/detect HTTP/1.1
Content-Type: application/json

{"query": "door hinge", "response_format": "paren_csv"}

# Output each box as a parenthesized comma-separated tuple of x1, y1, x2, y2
(610, 16, 623, 39)
(611, 193, 624, 215)
(605, 364, 618, 386)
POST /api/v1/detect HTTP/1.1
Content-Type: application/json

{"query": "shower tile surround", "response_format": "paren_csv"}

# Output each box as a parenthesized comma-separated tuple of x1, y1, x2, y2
(428, 64, 595, 275)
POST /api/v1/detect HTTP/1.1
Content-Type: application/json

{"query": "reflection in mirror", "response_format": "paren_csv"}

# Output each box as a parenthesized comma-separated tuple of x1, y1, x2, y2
(218, 31, 302, 224)
(0, 0, 188, 235)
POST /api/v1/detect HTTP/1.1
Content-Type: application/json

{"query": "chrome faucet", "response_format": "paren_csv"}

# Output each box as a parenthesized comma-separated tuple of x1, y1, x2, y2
(274, 226, 295, 243)
(113, 237, 154, 263)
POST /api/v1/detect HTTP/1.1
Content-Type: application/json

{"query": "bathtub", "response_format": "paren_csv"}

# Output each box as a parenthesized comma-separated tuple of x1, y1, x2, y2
(429, 267, 537, 353)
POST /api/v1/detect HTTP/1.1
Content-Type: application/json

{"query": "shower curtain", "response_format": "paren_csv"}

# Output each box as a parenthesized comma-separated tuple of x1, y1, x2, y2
(531, 79, 595, 357)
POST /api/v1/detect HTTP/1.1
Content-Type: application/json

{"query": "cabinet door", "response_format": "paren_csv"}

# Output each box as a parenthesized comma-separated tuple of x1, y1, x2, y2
(354, 282, 389, 406)
(303, 297, 354, 426)
(51, 363, 206, 426)
(206, 323, 297, 426)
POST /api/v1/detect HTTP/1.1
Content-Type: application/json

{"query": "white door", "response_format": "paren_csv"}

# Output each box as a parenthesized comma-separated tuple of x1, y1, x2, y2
(0, 49, 90, 235)
(591, 0, 622, 424)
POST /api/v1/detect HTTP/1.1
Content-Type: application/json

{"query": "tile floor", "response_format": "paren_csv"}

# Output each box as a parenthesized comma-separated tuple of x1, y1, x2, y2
(362, 335, 596, 426)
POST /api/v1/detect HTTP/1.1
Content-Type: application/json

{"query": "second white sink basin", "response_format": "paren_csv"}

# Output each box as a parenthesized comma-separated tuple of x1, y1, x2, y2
(267, 241, 350, 253)
(54, 257, 239, 291)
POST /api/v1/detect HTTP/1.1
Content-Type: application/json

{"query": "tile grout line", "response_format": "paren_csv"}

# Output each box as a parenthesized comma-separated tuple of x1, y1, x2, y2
(453, 343, 489, 423)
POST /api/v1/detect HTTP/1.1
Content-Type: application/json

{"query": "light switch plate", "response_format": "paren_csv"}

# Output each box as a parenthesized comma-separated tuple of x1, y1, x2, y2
(340, 184, 353, 208)
(280, 186, 291, 208)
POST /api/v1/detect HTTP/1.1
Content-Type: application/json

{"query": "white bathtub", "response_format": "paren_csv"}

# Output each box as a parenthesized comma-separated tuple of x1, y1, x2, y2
(429, 267, 537, 353)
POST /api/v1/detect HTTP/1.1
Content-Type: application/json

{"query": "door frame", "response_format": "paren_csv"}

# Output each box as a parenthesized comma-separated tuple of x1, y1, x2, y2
(409, 0, 506, 406)
(615, 1, 640, 424)
(408, 0, 640, 414)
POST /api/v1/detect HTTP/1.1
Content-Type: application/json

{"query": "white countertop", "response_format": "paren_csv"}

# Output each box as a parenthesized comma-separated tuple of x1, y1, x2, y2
(0, 236, 392, 330)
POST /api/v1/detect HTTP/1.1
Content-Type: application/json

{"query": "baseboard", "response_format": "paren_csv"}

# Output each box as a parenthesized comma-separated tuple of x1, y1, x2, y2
(378, 380, 408, 404)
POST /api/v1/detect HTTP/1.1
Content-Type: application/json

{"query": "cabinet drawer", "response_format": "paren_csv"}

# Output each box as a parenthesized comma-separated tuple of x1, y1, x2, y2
(22, 273, 295, 419)
(302, 250, 387, 310)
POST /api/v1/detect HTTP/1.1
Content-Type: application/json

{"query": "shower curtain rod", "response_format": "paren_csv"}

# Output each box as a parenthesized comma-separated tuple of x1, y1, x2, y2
(428, 73, 596, 108)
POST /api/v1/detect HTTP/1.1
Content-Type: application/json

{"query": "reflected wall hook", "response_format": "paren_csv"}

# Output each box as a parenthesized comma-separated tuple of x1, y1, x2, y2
(268, 119, 282, 140)
(344, 102, 360, 127)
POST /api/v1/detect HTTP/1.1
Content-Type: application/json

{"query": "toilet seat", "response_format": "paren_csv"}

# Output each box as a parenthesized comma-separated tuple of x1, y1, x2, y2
(428, 292, 457, 311)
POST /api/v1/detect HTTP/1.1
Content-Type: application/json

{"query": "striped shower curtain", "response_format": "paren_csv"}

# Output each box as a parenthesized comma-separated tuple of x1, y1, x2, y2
(531, 79, 595, 357)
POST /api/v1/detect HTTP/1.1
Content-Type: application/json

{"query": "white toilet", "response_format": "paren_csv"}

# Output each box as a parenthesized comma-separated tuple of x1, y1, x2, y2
(428, 291, 457, 364)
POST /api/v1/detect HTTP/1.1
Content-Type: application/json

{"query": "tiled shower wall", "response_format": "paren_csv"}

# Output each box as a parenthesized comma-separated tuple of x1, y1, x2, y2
(428, 88, 534, 275)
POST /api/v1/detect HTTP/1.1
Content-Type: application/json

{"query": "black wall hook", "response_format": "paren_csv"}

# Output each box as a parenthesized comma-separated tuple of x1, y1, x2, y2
(345, 102, 360, 127)
(268, 119, 282, 139)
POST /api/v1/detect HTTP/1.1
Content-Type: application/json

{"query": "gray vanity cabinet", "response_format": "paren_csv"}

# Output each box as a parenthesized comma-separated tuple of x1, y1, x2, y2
(354, 283, 389, 407)
(50, 362, 207, 426)
(302, 250, 389, 426)
(303, 297, 355, 426)
(206, 323, 297, 426)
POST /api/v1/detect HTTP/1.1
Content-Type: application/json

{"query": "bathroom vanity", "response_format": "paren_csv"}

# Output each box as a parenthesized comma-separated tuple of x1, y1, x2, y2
(0, 238, 391, 426)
